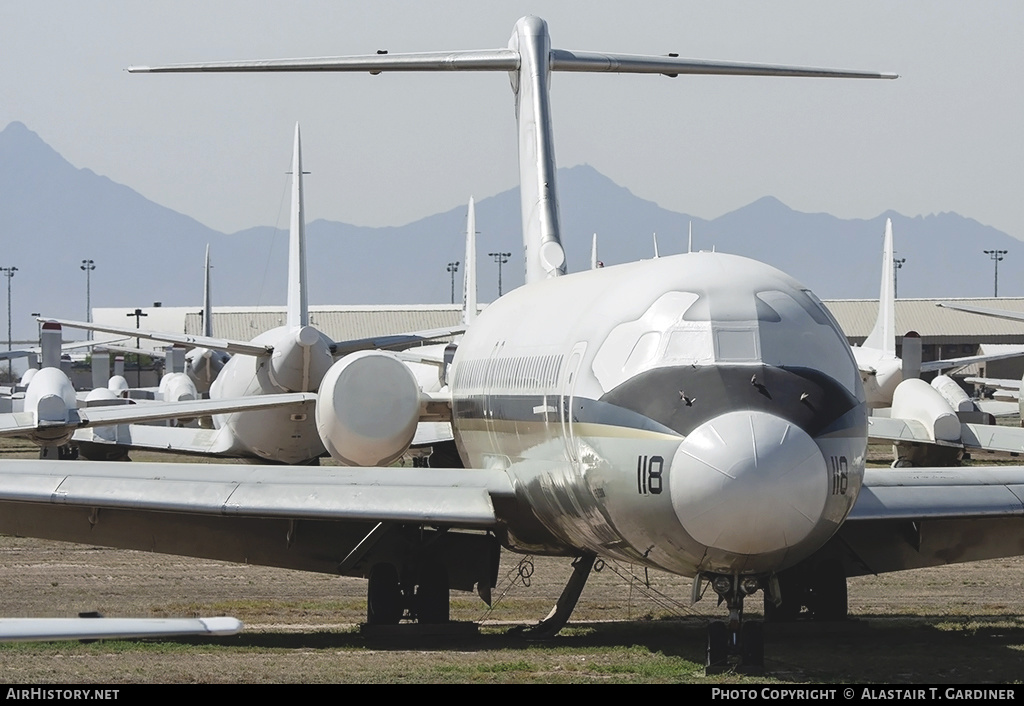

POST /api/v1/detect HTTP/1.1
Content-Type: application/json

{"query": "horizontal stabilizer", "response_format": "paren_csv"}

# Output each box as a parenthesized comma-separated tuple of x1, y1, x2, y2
(130, 49, 896, 80)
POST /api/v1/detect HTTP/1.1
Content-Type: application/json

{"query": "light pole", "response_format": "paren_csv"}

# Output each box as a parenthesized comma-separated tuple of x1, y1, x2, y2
(893, 256, 905, 299)
(984, 249, 1008, 297)
(127, 307, 148, 387)
(446, 261, 460, 304)
(80, 259, 96, 338)
(81, 259, 95, 340)
(489, 251, 511, 298)
(2, 266, 17, 379)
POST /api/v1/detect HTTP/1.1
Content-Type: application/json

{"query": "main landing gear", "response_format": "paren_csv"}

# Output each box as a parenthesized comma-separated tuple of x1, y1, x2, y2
(699, 573, 765, 674)
(763, 560, 848, 623)
(366, 561, 451, 625)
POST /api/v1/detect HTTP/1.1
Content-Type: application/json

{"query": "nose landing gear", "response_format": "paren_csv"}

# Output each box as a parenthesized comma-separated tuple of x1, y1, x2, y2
(700, 573, 765, 674)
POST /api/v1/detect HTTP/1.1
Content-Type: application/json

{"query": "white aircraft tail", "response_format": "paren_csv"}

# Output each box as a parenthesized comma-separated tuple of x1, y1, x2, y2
(591, 233, 600, 270)
(130, 16, 895, 288)
(202, 244, 213, 337)
(287, 123, 308, 328)
(863, 218, 896, 357)
(463, 197, 477, 326)
(40, 321, 61, 370)
(652, 233, 660, 259)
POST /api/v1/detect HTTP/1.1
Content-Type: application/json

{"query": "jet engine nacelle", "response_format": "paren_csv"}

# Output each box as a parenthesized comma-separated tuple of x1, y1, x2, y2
(23, 367, 78, 445)
(931, 374, 976, 413)
(158, 373, 198, 403)
(315, 350, 423, 466)
(185, 347, 230, 395)
(891, 377, 960, 442)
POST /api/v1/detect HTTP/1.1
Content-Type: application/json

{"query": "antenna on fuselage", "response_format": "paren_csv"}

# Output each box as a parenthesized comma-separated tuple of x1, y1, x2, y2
(129, 16, 896, 289)
(286, 123, 308, 328)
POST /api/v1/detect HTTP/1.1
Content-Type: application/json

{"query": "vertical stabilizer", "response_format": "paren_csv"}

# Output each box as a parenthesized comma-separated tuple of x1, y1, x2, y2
(286, 123, 308, 328)
(463, 197, 478, 326)
(688, 222, 693, 253)
(591, 234, 599, 270)
(863, 218, 896, 356)
(652, 233, 660, 259)
(202, 244, 213, 337)
(40, 322, 61, 370)
(509, 16, 566, 284)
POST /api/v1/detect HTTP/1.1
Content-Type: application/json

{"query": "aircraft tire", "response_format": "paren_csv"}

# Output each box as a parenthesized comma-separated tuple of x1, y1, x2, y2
(415, 564, 450, 624)
(706, 620, 728, 671)
(366, 563, 403, 625)
(740, 620, 764, 669)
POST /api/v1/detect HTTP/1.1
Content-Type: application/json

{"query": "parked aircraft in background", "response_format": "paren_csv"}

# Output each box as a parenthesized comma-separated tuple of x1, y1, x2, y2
(49, 125, 461, 464)
(0, 321, 314, 458)
(6, 17, 1024, 675)
(855, 219, 1024, 409)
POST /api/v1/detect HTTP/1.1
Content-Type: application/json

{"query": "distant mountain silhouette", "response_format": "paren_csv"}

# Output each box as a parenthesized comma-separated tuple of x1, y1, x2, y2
(1, 120, 1021, 340)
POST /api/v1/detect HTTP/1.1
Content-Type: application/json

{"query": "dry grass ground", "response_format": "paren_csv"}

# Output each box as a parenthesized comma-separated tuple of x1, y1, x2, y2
(0, 439, 1023, 682)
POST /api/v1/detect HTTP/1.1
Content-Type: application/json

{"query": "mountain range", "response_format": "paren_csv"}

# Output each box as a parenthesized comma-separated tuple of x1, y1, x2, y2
(1, 120, 1021, 341)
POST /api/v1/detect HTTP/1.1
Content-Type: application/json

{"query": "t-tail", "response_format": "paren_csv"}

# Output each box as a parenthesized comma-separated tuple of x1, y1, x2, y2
(287, 123, 308, 328)
(129, 15, 895, 291)
(862, 217, 896, 357)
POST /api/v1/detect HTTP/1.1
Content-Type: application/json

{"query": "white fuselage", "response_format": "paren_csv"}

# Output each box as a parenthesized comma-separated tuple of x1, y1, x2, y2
(449, 252, 868, 577)
(209, 324, 334, 463)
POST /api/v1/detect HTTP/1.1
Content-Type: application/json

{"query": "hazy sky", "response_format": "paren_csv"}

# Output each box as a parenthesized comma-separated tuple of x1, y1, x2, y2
(2, 1, 1022, 240)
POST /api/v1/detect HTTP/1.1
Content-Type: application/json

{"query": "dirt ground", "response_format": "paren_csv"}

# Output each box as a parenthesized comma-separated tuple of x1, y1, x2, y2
(0, 534, 1023, 684)
(1, 440, 1023, 682)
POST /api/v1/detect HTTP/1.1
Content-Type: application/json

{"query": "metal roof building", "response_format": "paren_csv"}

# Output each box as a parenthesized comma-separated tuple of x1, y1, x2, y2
(93, 297, 1024, 379)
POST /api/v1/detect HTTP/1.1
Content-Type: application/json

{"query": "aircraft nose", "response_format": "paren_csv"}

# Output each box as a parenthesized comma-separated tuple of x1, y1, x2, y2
(670, 410, 827, 556)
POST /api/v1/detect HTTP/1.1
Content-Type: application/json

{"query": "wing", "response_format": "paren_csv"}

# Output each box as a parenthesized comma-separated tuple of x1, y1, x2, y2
(0, 460, 516, 579)
(331, 326, 463, 356)
(835, 466, 1024, 576)
(869, 414, 1024, 454)
(919, 346, 1024, 373)
(937, 301, 1024, 323)
(42, 318, 269, 357)
(1, 393, 315, 440)
(0, 617, 241, 642)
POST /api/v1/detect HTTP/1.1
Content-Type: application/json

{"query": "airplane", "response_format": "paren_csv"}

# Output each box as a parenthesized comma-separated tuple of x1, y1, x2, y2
(854, 218, 1024, 409)
(0, 616, 241, 642)
(49, 125, 462, 464)
(0, 320, 316, 459)
(6, 17, 1024, 674)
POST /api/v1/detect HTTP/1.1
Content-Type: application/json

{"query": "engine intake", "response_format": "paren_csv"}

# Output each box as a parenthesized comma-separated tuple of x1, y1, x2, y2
(316, 351, 423, 466)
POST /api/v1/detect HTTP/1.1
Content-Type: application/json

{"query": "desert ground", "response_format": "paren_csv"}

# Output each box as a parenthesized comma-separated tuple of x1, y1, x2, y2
(0, 439, 1022, 683)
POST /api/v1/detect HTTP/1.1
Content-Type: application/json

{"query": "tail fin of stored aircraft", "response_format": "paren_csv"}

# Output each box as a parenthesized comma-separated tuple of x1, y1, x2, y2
(463, 197, 477, 326)
(863, 218, 897, 357)
(129, 16, 895, 289)
(591, 233, 599, 270)
(286, 123, 308, 328)
(202, 244, 213, 337)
